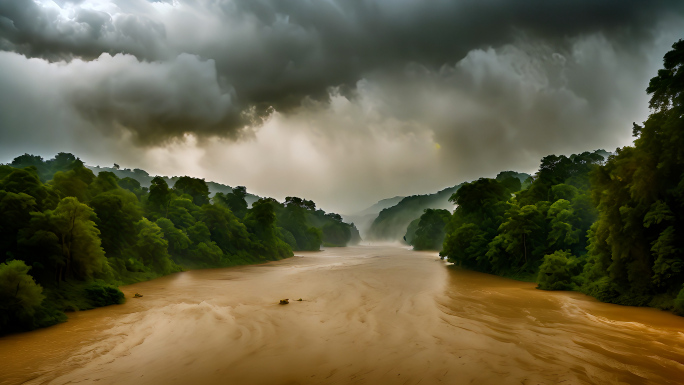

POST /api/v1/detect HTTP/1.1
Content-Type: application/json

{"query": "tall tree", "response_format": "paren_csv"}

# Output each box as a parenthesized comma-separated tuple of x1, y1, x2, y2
(42, 197, 108, 282)
(173, 176, 210, 207)
(0, 191, 36, 259)
(411, 209, 451, 250)
(89, 190, 143, 259)
(0, 260, 45, 333)
(148, 176, 172, 214)
(584, 39, 684, 306)
(133, 218, 175, 274)
(215, 186, 248, 218)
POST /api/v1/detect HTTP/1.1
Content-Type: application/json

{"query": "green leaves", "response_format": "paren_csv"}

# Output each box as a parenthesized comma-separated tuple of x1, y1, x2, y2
(173, 176, 210, 207)
(84, 282, 124, 307)
(0, 260, 46, 333)
(148, 176, 172, 213)
(496, 204, 545, 266)
(442, 223, 488, 268)
(156, 218, 191, 255)
(450, 178, 509, 216)
(90, 191, 143, 258)
(580, 39, 684, 305)
(411, 209, 451, 251)
(537, 250, 579, 291)
(547, 199, 581, 249)
(0, 191, 36, 254)
(134, 218, 175, 274)
(441, 149, 605, 282)
(651, 226, 683, 288)
(46, 197, 108, 281)
(50, 166, 95, 202)
(215, 186, 248, 218)
(322, 221, 352, 247)
(643, 200, 674, 228)
(0, 260, 44, 314)
(647, 39, 684, 111)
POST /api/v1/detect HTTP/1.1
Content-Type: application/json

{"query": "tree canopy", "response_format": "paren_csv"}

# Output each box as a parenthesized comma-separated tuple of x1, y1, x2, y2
(0, 151, 363, 333)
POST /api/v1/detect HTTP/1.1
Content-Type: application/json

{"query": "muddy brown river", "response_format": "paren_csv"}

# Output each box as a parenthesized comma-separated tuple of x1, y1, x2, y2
(1, 246, 684, 385)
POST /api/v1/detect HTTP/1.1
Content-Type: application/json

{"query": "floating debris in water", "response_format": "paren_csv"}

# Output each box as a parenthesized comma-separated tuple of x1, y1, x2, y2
(279, 299, 289, 305)
(134, 293, 143, 298)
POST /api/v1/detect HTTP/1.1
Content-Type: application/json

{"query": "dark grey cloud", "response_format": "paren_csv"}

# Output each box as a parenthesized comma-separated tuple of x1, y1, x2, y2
(1, 0, 683, 142)
(66, 53, 245, 145)
(0, 0, 166, 61)
(0, 49, 243, 147)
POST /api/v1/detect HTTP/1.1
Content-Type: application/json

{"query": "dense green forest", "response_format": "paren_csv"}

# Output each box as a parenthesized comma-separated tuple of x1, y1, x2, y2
(403, 171, 531, 248)
(379, 172, 531, 244)
(87, 165, 262, 207)
(437, 152, 605, 278)
(413, 40, 684, 315)
(404, 209, 452, 250)
(0, 155, 359, 334)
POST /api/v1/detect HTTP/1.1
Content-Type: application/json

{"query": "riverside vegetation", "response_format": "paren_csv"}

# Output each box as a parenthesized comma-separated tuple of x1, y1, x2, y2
(0, 155, 359, 334)
(407, 39, 684, 315)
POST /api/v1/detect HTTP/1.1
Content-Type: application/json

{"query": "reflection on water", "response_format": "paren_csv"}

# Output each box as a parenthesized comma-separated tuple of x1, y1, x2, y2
(1, 246, 683, 385)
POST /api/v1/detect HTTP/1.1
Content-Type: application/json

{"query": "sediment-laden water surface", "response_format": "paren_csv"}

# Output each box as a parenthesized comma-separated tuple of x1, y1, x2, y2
(2, 246, 684, 385)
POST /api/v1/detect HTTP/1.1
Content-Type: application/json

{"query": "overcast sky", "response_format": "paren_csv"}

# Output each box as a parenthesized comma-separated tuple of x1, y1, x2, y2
(1, 0, 683, 214)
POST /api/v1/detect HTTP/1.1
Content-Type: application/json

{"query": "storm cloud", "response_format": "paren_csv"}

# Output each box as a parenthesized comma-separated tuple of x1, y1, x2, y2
(0, 0, 683, 212)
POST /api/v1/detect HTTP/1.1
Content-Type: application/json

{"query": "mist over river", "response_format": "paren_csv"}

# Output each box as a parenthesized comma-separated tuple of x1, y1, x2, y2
(2, 246, 684, 385)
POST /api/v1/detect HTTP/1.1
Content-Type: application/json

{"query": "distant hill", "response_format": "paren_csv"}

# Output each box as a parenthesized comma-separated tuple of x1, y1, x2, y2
(342, 196, 405, 238)
(87, 166, 261, 206)
(356, 196, 405, 216)
(366, 185, 463, 241)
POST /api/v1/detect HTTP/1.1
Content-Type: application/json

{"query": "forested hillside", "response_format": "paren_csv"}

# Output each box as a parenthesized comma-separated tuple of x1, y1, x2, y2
(0, 154, 358, 334)
(370, 172, 531, 243)
(404, 171, 532, 248)
(342, 196, 405, 238)
(366, 185, 462, 241)
(413, 40, 684, 315)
